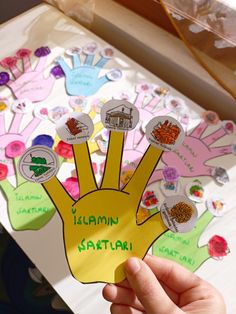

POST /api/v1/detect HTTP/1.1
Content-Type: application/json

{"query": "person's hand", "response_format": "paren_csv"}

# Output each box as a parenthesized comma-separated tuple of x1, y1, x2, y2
(103, 255, 226, 314)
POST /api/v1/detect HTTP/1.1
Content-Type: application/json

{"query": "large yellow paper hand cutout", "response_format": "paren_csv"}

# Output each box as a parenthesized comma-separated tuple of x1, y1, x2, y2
(43, 129, 168, 283)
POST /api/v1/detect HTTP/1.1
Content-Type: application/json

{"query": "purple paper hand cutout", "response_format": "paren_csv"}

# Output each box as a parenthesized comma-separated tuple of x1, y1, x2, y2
(0, 47, 63, 102)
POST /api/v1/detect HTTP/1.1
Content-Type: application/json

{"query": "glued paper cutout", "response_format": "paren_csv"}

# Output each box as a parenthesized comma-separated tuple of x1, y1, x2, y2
(160, 195, 198, 233)
(146, 116, 185, 151)
(11, 99, 32, 114)
(0, 108, 41, 176)
(206, 197, 228, 217)
(0, 152, 55, 230)
(19, 146, 59, 183)
(56, 112, 94, 144)
(160, 180, 181, 197)
(0, 47, 63, 102)
(36, 110, 185, 283)
(101, 100, 139, 132)
(56, 42, 122, 96)
(185, 180, 205, 203)
(153, 210, 213, 271)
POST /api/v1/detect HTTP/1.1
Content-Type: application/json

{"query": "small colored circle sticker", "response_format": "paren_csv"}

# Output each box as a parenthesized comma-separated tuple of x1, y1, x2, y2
(101, 99, 139, 132)
(18, 146, 59, 183)
(185, 180, 205, 203)
(66, 47, 82, 56)
(160, 195, 198, 233)
(146, 116, 185, 151)
(83, 42, 98, 55)
(34, 103, 49, 120)
(56, 112, 94, 144)
(100, 47, 114, 58)
(164, 95, 187, 113)
(206, 197, 228, 217)
(106, 69, 122, 81)
(202, 111, 220, 125)
(141, 190, 159, 209)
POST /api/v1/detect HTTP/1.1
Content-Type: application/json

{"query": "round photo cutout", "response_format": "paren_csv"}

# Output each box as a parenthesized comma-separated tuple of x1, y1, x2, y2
(160, 195, 198, 233)
(101, 99, 139, 132)
(146, 116, 185, 151)
(19, 145, 59, 183)
(56, 112, 94, 144)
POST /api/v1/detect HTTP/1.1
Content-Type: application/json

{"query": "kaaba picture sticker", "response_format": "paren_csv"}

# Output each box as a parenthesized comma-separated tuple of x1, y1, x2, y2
(160, 195, 198, 233)
(146, 116, 185, 151)
(56, 112, 94, 144)
(101, 99, 139, 132)
(19, 146, 59, 183)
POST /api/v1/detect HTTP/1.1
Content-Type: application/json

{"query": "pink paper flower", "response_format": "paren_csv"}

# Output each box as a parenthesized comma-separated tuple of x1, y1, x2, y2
(0, 57, 17, 69)
(16, 48, 32, 58)
(5, 141, 26, 158)
(62, 177, 79, 200)
(208, 235, 230, 260)
(0, 163, 8, 180)
(55, 140, 73, 159)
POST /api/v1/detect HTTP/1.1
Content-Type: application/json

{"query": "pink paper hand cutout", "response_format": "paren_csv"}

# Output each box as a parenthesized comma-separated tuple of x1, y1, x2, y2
(0, 47, 63, 102)
(0, 109, 41, 176)
(162, 119, 234, 178)
(121, 116, 235, 187)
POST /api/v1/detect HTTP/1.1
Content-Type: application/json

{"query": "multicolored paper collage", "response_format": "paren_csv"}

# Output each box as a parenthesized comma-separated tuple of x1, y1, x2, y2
(0, 41, 235, 284)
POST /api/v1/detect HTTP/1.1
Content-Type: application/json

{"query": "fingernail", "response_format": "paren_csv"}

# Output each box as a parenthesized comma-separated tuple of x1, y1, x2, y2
(125, 257, 141, 276)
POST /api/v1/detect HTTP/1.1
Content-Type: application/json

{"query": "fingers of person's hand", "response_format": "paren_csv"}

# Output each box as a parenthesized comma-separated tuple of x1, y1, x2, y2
(110, 304, 144, 314)
(103, 284, 144, 311)
(125, 257, 182, 314)
(144, 255, 201, 294)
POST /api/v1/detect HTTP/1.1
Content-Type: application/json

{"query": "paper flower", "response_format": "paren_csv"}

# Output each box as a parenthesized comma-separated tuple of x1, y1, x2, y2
(34, 46, 51, 57)
(208, 235, 230, 260)
(32, 135, 54, 148)
(5, 141, 26, 158)
(50, 65, 65, 78)
(62, 177, 79, 200)
(0, 72, 10, 86)
(55, 140, 73, 159)
(16, 48, 32, 58)
(0, 163, 8, 180)
(0, 56, 17, 69)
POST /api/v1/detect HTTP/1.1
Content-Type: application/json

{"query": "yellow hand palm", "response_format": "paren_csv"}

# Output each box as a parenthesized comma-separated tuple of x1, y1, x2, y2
(43, 132, 167, 283)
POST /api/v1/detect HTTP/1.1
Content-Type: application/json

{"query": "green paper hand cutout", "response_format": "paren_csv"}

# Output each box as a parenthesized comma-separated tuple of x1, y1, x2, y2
(152, 210, 213, 272)
(0, 157, 55, 231)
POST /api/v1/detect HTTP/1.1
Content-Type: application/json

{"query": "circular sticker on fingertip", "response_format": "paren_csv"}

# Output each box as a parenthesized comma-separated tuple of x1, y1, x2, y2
(100, 47, 114, 58)
(160, 195, 198, 233)
(56, 112, 94, 144)
(12, 99, 32, 114)
(202, 111, 220, 125)
(66, 47, 82, 56)
(18, 146, 59, 183)
(49, 105, 71, 122)
(160, 180, 181, 197)
(106, 69, 122, 81)
(101, 99, 139, 132)
(164, 95, 186, 113)
(83, 42, 98, 55)
(146, 116, 185, 151)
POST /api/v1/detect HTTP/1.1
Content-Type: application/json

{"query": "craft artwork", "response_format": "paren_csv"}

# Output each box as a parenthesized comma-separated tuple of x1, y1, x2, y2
(0, 142, 55, 231)
(0, 99, 42, 176)
(57, 42, 122, 96)
(152, 210, 230, 272)
(17, 99, 199, 284)
(0, 47, 63, 102)
(122, 111, 235, 186)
